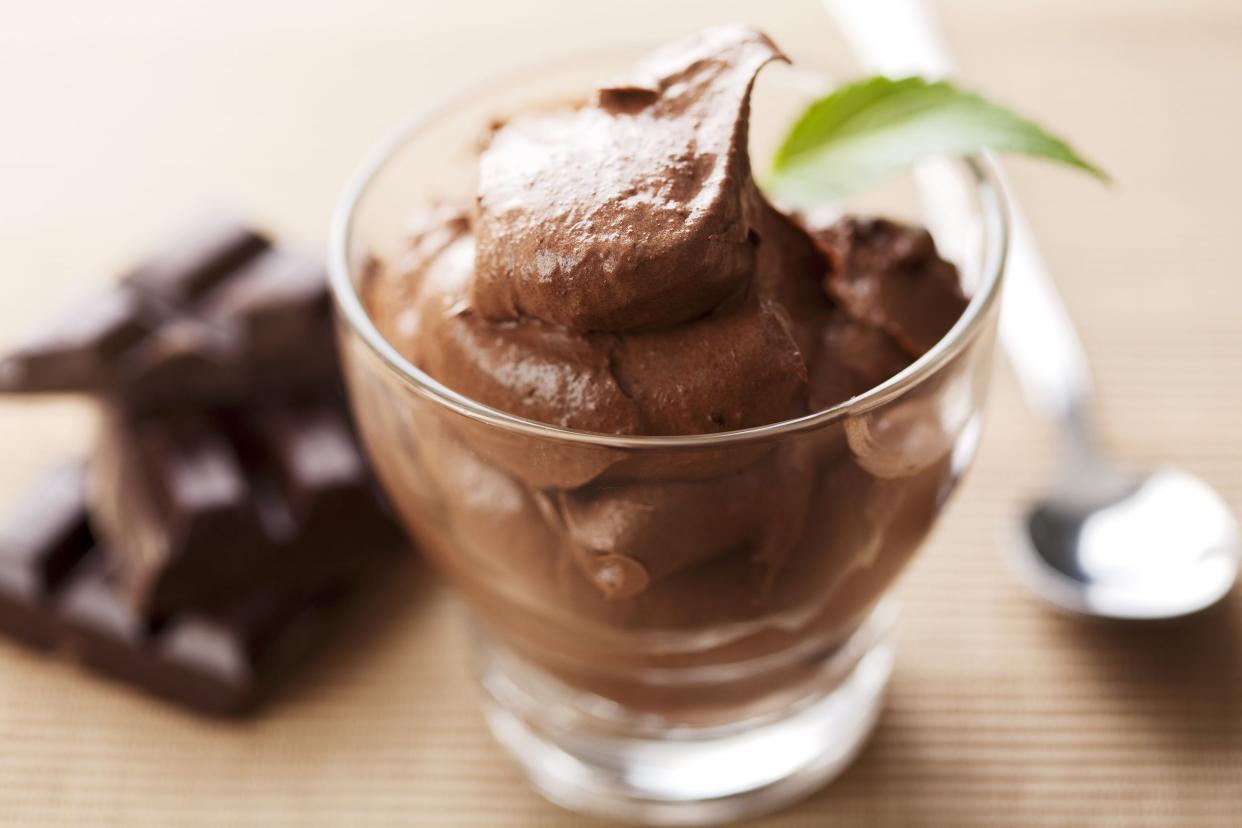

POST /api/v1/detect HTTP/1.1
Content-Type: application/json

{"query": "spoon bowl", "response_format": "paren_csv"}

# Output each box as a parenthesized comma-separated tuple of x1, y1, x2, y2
(1011, 465, 1240, 620)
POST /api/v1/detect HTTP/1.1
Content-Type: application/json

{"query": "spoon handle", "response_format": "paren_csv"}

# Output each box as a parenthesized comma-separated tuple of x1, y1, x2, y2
(991, 181, 1096, 425)
(824, 0, 1097, 431)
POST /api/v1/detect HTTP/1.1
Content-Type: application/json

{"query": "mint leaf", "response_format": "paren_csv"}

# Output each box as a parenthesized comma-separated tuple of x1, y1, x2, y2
(766, 76, 1107, 208)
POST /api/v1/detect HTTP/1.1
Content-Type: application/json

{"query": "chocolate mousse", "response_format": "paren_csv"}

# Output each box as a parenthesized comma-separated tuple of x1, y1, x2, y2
(357, 25, 971, 715)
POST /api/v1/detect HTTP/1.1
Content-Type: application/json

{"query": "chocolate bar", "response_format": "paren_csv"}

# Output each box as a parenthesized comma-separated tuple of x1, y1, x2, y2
(0, 212, 336, 409)
(125, 210, 270, 302)
(0, 213, 410, 715)
(0, 462, 382, 716)
(61, 554, 350, 716)
(90, 398, 399, 618)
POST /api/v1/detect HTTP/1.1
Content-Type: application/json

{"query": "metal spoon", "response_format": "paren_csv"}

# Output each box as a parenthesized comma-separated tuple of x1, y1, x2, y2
(826, 0, 1240, 619)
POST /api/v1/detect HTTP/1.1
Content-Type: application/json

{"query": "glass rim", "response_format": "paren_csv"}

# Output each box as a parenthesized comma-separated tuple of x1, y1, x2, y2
(328, 56, 1010, 451)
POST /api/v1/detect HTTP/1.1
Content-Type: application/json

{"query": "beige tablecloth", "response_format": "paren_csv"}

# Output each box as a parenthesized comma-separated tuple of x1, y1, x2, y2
(2, 1, 1240, 825)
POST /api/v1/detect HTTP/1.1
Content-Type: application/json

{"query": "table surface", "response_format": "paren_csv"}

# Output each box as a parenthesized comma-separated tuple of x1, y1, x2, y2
(3, 1, 1241, 825)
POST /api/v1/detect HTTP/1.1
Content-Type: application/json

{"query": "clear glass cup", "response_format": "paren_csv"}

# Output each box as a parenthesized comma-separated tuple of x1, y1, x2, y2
(329, 47, 1007, 826)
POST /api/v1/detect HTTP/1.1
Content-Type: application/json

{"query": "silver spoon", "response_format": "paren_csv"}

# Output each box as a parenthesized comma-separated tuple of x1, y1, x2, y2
(827, 0, 1240, 619)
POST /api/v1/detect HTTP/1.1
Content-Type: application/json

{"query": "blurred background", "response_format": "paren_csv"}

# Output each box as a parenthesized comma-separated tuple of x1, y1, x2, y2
(1, 1, 1240, 825)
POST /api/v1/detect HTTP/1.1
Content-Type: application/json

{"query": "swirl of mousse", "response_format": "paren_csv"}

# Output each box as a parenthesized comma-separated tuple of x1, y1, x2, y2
(371, 25, 812, 446)
(474, 24, 780, 333)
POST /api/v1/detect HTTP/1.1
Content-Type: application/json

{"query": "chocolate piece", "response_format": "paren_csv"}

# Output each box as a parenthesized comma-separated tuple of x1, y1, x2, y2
(90, 398, 399, 618)
(0, 463, 94, 647)
(91, 411, 270, 617)
(0, 210, 406, 716)
(0, 214, 335, 410)
(60, 556, 345, 716)
(0, 289, 154, 393)
(244, 399, 402, 585)
(157, 589, 346, 716)
(201, 248, 330, 359)
(254, 402, 377, 538)
(0, 213, 398, 617)
(124, 211, 269, 303)
(118, 316, 246, 406)
(119, 245, 339, 410)
(0, 463, 386, 716)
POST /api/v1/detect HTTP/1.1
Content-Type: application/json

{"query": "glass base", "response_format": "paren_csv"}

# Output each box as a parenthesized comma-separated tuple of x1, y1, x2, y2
(475, 603, 897, 826)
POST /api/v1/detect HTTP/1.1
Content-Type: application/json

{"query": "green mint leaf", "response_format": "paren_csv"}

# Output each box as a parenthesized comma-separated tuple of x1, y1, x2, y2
(766, 75, 1108, 208)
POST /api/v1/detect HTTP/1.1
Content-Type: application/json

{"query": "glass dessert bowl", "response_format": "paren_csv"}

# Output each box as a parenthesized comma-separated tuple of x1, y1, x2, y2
(330, 27, 1006, 827)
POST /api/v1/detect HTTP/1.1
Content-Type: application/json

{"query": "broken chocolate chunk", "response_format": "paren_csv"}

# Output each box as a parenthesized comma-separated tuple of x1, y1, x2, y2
(0, 457, 396, 716)
(124, 210, 270, 303)
(90, 410, 270, 617)
(90, 397, 401, 619)
(0, 213, 335, 411)
(0, 463, 94, 647)
(60, 555, 348, 716)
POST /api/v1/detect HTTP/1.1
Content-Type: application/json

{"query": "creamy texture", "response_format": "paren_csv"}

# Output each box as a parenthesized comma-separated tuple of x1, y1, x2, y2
(370, 26, 831, 438)
(473, 27, 778, 333)
(362, 25, 968, 616)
